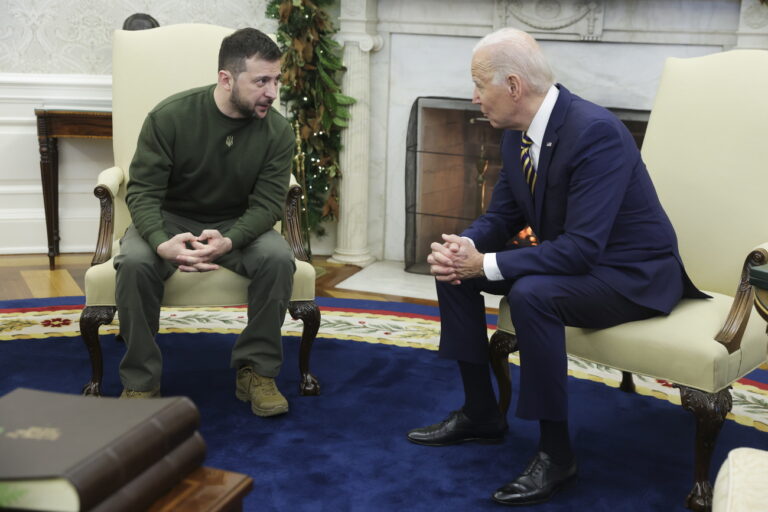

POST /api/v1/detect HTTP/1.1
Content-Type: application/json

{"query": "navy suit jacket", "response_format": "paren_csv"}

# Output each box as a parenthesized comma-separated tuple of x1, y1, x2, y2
(462, 85, 704, 313)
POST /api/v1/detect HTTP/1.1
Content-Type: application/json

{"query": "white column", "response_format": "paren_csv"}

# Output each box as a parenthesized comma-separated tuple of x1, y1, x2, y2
(329, 0, 381, 267)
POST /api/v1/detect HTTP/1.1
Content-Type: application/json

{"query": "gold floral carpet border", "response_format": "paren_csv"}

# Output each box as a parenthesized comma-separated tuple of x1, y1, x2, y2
(2, 303, 767, 431)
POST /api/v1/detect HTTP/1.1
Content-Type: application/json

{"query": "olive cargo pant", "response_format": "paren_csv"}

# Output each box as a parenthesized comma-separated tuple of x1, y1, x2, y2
(114, 211, 295, 391)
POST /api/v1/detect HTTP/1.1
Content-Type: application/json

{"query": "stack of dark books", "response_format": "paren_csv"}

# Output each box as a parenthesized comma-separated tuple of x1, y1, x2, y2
(0, 388, 205, 511)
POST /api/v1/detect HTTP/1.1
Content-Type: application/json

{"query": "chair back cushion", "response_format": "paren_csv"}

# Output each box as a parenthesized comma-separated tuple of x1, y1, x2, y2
(641, 50, 768, 296)
(111, 24, 235, 238)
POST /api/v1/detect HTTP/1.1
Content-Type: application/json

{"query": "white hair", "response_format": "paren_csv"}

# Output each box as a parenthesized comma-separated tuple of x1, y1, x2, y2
(473, 28, 555, 95)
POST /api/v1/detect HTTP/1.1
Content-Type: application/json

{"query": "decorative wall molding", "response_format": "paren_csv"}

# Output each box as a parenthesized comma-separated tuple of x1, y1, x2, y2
(738, 0, 768, 48)
(742, 0, 768, 28)
(0, 73, 112, 109)
(377, 0, 757, 49)
(496, 0, 605, 41)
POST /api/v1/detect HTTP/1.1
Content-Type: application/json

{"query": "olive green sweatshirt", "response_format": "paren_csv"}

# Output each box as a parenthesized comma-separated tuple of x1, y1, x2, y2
(126, 84, 294, 251)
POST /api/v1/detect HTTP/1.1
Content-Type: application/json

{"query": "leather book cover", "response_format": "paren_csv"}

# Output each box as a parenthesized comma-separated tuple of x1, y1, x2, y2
(90, 431, 206, 512)
(0, 388, 201, 511)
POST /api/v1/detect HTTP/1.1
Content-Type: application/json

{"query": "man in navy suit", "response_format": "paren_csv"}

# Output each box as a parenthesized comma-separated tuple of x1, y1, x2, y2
(406, 28, 704, 506)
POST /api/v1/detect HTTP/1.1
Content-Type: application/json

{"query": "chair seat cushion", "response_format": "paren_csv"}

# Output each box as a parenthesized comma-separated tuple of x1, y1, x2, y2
(496, 293, 768, 393)
(84, 257, 316, 307)
(713, 447, 768, 512)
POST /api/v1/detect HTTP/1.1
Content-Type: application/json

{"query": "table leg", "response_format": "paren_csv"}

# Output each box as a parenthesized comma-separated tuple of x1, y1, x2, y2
(52, 140, 60, 258)
(37, 134, 58, 270)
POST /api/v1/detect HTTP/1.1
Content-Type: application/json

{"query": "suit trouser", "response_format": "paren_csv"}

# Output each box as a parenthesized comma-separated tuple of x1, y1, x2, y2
(436, 273, 660, 421)
(114, 211, 295, 391)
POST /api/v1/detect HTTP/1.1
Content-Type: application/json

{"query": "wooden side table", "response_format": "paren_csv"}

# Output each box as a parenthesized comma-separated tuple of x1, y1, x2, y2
(34, 109, 112, 269)
(149, 466, 253, 512)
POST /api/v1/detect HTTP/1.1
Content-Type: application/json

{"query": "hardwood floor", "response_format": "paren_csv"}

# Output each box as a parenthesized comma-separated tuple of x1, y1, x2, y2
(0, 253, 437, 305)
(0, 254, 91, 300)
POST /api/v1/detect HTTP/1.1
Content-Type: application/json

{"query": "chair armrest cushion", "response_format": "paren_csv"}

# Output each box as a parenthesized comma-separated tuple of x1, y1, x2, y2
(96, 166, 125, 198)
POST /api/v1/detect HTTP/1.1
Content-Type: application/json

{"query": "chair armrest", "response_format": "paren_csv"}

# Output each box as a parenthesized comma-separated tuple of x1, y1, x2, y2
(96, 166, 124, 198)
(283, 174, 310, 263)
(90, 166, 125, 266)
(714, 244, 768, 353)
(748, 244, 768, 325)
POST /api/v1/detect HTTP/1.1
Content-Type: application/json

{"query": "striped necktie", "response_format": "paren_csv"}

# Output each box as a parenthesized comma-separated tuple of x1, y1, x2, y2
(521, 132, 536, 194)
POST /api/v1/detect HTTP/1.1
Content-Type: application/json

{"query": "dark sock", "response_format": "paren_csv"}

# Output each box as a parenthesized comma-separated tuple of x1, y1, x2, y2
(539, 419, 574, 466)
(458, 360, 500, 423)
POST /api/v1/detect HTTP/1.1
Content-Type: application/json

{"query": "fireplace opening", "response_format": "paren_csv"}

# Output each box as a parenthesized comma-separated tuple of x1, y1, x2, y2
(404, 97, 503, 274)
(403, 96, 647, 275)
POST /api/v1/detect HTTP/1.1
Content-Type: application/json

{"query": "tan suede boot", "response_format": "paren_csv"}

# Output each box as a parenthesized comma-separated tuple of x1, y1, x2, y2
(236, 366, 288, 417)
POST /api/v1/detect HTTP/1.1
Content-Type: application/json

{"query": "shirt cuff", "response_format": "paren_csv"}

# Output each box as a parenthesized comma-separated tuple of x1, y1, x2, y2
(483, 253, 504, 281)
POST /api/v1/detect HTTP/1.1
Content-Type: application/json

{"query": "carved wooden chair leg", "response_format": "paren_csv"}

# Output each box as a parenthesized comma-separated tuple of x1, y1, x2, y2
(676, 385, 733, 512)
(79, 305, 116, 396)
(288, 300, 321, 396)
(489, 330, 518, 416)
(620, 371, 636, 393)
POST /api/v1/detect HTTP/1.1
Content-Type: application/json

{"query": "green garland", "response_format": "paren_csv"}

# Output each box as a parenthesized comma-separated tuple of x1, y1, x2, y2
(266, 0, 354, 239)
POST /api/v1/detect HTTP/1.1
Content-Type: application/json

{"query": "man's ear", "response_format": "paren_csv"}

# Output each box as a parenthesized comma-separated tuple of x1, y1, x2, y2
(218, 70, 233, 91)
(506, 74, 522, 100)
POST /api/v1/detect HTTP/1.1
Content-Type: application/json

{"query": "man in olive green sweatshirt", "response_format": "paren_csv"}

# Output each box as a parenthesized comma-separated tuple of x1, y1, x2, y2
(115, 28, 295, 417)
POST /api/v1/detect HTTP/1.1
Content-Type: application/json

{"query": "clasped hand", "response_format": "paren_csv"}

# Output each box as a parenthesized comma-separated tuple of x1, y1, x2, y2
(427, 233, 484, 285)
(156, 230, 233, 272)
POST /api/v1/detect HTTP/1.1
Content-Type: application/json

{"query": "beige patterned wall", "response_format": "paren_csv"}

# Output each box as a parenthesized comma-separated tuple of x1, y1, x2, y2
(0, 0, 278, 74)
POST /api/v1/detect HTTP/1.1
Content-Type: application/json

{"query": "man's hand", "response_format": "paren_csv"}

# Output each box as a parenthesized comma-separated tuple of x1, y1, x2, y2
(189, 229, 232, 262)
(427, 233, 485, 285)
(156, 230, 232, 272)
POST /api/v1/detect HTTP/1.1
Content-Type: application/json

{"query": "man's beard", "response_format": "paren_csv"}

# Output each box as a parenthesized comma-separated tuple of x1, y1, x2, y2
(230, 84, 259, 118)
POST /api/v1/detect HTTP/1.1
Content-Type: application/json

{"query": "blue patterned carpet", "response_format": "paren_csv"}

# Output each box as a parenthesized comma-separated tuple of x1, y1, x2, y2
(1, 296, 767, 511)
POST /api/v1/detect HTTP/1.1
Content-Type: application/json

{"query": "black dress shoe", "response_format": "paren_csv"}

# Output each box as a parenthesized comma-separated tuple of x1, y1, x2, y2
(407, 409, 507, 446)
(492, 451, 577, 506)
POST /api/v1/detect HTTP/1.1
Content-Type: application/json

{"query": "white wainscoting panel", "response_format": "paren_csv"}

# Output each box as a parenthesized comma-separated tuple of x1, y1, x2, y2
(0, 73, 112, 255)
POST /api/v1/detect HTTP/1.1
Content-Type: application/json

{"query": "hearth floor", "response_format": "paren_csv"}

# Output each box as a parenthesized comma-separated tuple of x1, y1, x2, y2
(335, 260, 502, 309)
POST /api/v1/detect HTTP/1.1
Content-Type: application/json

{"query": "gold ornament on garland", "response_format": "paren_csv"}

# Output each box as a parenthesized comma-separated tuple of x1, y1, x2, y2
(291, 120, 311, 247)
(267, 0, 355, 246)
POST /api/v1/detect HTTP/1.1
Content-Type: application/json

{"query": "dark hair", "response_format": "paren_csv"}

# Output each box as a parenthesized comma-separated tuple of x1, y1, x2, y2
(218, 28, 281, 76)
(122, 13, 159, 31)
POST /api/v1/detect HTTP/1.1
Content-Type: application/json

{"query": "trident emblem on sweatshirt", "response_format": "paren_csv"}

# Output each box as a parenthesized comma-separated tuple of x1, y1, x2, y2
(226, 135, 234, 148)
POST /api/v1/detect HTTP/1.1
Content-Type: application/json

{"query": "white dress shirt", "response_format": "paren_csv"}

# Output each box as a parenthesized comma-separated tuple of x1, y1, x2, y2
(477, 84, 560, 281)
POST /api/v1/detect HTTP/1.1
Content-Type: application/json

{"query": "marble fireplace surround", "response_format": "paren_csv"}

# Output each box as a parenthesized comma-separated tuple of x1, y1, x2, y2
(332, 0, 768, 266)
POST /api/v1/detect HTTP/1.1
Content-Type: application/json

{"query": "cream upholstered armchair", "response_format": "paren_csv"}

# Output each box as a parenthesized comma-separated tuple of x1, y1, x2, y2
(490, 50, 768, 511)
(79, 24, 320, 397)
